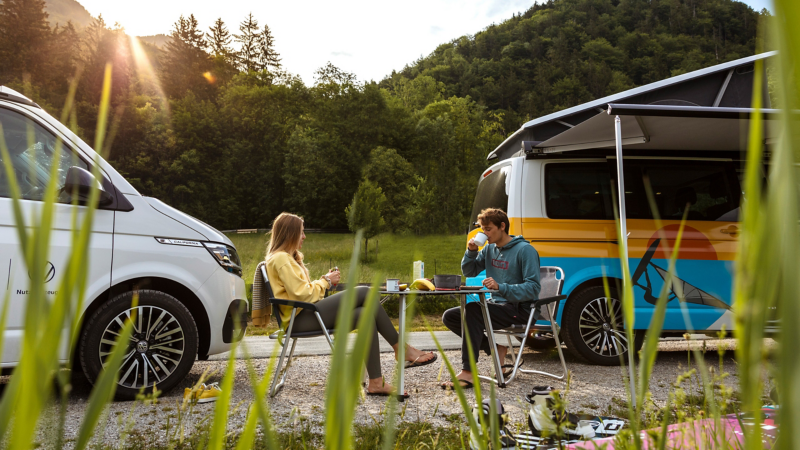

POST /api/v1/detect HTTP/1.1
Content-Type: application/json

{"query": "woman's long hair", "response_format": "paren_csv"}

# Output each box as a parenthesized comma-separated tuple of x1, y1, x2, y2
(266, 212, 310, 280)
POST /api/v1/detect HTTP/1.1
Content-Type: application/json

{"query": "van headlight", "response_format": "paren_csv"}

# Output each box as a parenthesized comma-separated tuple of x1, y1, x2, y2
(202, 242, 243, 277)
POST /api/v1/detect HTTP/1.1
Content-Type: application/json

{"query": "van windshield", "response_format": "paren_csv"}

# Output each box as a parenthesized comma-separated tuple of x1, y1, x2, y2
(469, 165, 510, 231)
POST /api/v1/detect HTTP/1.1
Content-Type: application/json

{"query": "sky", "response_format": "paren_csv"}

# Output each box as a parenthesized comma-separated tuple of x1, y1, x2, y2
(75, 0, 773, 85)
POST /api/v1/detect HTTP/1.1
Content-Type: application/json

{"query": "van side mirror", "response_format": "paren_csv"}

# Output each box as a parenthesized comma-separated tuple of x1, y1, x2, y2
(63, 166, 114, 206)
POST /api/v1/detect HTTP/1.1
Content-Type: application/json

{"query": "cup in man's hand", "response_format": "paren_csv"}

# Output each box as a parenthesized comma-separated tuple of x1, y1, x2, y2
(473, 232, 489, 247)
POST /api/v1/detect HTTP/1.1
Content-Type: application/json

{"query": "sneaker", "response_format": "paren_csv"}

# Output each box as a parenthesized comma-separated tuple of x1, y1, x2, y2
(183, 382, 222, 404)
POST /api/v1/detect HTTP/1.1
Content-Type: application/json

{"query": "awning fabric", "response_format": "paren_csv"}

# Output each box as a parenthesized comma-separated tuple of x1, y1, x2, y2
(533, 105, 782, 154)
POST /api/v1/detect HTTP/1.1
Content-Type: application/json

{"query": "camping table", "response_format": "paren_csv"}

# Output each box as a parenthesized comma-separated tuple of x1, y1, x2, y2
(378, 288, 500, 401)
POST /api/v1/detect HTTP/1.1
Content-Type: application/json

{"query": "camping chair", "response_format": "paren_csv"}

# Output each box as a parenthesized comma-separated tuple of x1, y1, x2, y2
(259, 265, 335, 397)
(478, 266, 568, 387)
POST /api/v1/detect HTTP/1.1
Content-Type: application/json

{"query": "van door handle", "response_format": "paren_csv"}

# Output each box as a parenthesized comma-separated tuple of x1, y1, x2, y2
(720, 226, 739, 237)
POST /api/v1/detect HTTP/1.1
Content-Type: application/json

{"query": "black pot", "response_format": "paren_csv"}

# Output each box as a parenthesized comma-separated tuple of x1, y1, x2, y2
(433, 274, 461, 290)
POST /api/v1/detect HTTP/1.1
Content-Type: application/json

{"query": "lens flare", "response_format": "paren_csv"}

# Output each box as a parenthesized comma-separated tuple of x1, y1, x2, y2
(128, 35, 169, 116)
(203, 72, 217, 84)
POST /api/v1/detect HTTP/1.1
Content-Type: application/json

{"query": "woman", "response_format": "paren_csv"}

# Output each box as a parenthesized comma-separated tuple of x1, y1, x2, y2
(266, 212, 437, 396)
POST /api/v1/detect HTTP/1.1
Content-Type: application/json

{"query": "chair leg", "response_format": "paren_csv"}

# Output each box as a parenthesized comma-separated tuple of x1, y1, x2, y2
(477, 297, 506, 387)
(314, 311, 334, 350)
(520, 303, 568, 381)
(270, 308, 297, 397)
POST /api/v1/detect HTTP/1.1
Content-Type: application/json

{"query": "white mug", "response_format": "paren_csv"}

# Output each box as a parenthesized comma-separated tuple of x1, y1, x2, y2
(473, 232, 488, 246)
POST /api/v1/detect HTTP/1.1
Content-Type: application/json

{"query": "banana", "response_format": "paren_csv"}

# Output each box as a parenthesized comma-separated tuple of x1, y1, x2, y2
(409, 278, 435, 291)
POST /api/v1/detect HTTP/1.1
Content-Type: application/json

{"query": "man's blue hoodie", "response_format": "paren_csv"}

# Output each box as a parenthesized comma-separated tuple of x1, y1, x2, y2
(461, 235, 541, 310)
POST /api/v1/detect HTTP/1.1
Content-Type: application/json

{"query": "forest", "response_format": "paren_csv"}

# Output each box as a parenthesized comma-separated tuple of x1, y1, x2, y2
(0, 0, 767, 232)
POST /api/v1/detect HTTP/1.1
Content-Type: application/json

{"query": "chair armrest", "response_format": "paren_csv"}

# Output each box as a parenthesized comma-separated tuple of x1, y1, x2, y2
(269, 298, 320, 312)
(532, 295, 567, 308)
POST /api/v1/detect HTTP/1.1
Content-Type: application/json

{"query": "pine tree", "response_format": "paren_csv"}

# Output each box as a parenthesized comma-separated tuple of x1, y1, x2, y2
(0, 0, 51, 81)
(258, 24, 281, 70)
(162, 14, 213, 99)
(207, 18, 232, 57)
(234, 13, 262, 72)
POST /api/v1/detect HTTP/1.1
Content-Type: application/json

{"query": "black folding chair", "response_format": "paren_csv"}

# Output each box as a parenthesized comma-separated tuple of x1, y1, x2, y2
(479, 266, 568, 387)
(260, 265, 335, 397)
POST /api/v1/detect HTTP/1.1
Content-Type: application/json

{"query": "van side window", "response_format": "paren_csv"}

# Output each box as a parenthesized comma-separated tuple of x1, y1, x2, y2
(0, 108, 88, 202)
(545, 163, 614, 220)
(640, 162, 739, 221)
(469, 165, 510, 229)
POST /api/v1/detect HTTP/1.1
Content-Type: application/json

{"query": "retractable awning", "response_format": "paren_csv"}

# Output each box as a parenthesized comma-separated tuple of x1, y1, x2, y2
(489, 51, 777, 161)
(532, 105, 782, 154)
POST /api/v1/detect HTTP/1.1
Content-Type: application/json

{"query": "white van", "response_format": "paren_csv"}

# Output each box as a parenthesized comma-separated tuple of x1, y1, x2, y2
(0, 87, 247, 398)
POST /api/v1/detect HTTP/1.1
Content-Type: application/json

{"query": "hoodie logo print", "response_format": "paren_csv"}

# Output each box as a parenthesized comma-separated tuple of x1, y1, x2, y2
(491, 259, 508, 270)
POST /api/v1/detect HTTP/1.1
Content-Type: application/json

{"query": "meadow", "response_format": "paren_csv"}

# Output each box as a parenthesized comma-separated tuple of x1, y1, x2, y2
(229, 232, 467, 332)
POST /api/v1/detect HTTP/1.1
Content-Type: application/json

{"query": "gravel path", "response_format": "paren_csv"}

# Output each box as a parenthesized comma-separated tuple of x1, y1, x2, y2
(11, 337, 770, 449)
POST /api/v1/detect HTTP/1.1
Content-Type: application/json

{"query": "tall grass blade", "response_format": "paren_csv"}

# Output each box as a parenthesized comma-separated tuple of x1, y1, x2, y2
(208, 335, 239, 450)
(769, 3, 800, 449)
(74, 305, 136, 450)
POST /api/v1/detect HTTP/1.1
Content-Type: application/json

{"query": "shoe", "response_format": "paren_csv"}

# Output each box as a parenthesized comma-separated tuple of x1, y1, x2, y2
(183, 382, 222, 404)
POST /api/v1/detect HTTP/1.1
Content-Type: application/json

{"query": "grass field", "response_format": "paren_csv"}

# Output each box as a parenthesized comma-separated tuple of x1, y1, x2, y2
(228, 232, 468, 332)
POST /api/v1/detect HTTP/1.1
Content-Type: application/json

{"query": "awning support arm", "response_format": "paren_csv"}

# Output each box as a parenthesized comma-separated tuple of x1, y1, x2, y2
(615, 115, 636, 409)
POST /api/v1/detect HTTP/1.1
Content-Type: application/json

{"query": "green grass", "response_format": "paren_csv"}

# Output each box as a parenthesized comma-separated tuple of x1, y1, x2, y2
(229, 232, 467, 289)
(230, 232, 467, 331)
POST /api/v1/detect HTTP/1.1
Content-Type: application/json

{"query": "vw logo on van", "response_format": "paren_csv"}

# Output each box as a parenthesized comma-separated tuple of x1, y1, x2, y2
(28, 261, 56, 283)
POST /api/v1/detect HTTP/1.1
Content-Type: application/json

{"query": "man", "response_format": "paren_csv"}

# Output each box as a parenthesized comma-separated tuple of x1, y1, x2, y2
(441, 208, 540, 389)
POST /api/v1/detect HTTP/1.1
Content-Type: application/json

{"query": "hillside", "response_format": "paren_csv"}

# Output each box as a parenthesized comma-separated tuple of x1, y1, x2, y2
(383, 0, 765, 129)
(43, 0, 93, 28)
(138, 34, 171, 49)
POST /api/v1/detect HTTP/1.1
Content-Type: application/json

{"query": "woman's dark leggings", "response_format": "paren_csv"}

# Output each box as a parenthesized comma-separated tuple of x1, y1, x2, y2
(289, 286, 398, 379)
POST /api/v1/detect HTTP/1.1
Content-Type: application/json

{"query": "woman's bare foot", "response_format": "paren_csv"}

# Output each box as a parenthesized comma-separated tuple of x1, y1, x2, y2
(393, 344, 437, 366)
(365, 377, 405, 396)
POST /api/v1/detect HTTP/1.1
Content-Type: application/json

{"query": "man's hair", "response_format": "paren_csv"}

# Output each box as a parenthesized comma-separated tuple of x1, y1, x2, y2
(477, 208, 510, 234)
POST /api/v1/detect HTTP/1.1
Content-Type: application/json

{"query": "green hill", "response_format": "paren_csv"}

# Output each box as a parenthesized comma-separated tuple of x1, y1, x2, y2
(43, 0, 93, 28)
(138, 34, 171, 48)
(383, 0, 765, 129)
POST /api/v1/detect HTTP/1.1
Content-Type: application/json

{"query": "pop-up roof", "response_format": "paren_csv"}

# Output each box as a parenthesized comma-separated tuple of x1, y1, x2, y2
(489, 51, 777, 161)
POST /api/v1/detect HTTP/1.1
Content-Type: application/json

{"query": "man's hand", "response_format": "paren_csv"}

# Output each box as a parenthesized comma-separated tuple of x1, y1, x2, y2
(467, 238, 479, 251)
(482, 277, 499, 290)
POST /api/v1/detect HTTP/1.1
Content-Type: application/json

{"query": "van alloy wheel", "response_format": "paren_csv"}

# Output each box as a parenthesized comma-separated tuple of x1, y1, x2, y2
(578, 297, 628, 358)
(562, 285, 644, 366)
(80, 290, 199, 400)
(100, 306, 185, 390)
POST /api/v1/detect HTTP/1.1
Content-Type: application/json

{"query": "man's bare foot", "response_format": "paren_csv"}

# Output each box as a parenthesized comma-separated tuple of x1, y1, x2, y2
(440, 370, 475, 390)
(495, 344, 508, 363)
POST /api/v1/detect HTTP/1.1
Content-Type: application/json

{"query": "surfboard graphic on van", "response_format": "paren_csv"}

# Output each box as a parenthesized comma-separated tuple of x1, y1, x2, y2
(632, 238, 731, 310)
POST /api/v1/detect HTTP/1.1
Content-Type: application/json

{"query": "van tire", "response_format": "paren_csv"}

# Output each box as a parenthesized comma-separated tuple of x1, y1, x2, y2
(79, 290, 199, 400)
(562, 285, 644, 366)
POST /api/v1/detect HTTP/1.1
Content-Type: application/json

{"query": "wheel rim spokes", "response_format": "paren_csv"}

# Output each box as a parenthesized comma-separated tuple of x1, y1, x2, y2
(579, 297, 628, 357)
(100, 306, 185, 390)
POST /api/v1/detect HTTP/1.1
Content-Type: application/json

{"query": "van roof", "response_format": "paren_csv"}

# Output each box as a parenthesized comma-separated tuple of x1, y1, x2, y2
(0, 86, 40, 108)
(489, 51, 777, 161)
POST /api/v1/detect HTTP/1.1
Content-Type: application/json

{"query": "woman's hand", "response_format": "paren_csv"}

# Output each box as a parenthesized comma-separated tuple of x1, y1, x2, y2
(467, 238, 478, 251)
(327, 269, 341, 285)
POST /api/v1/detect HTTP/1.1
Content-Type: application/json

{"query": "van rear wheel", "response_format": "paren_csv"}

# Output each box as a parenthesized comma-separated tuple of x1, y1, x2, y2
(79, 290, 198, 400)
(562, 286, 643, 366)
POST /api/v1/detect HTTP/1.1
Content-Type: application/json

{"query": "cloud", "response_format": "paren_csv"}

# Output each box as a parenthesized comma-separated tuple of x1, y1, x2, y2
(430, 25, 444, 35)
(331, 51, 353, 57)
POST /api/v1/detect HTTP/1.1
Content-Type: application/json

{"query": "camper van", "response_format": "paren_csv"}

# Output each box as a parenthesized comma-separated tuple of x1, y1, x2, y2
(469, 52, 776, 365)
(0, 86, 247, 398)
